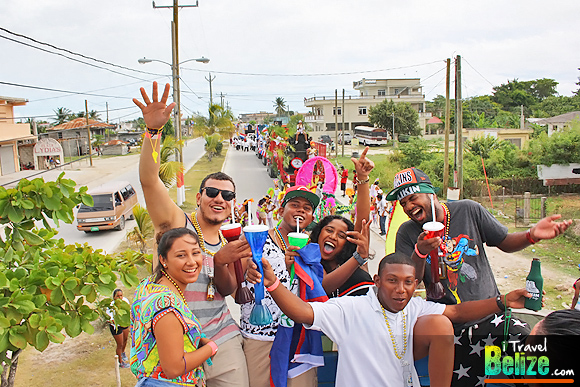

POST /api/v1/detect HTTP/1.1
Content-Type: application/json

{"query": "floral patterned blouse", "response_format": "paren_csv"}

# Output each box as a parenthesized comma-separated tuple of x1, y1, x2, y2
(130, 276, 205, 386)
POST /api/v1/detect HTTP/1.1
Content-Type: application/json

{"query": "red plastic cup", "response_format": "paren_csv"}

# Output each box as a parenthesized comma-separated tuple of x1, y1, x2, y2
(221, 223, 242, 242)
(423, 221, 444, 239)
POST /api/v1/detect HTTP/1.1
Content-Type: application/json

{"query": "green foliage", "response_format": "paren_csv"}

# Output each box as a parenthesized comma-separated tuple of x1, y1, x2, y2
(0, 174, 148, 384)
(192, 104, 235, 139)
(527, 120, 580, 166)
(158, 136, 182, 188)
(126, 204, 154, 254)
(368, 100, 421, 138)
(396, 137, 431, 168)
(273, 97, 287, 117)
(204, 133, 223, 162)
(161, 118, 175, 141)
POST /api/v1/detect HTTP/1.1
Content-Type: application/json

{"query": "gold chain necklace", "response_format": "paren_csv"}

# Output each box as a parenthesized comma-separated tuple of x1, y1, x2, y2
(191, 214, 226, 256)
(161, 269, 186, 304)
(441, 203, 450, 240)
(191, 214, 226, 301)
(381, 305, 408, 360)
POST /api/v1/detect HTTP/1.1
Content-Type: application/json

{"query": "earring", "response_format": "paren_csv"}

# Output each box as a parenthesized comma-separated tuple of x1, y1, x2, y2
(163, 264, 167, 268)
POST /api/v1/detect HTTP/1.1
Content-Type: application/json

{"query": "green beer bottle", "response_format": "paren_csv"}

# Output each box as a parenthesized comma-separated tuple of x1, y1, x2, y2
(524, 257, 543, 311)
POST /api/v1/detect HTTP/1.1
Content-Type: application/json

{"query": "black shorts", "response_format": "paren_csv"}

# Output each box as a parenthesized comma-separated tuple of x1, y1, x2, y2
(340, 182, 346, 191)
(109, 324, 128, 336)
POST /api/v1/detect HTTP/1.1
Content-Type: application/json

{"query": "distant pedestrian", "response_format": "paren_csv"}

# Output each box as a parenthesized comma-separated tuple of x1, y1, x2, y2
(107, 289, 130, 368)
(340, 166, 348, 197)
(377, 193, 387, 236)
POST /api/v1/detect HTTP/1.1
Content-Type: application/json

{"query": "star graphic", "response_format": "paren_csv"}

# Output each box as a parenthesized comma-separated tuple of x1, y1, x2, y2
(454, 364, 471, 380)
(512, 318, 527, 328)
(482, 333, 496, 347)
(475, 375, 487, 387)
(509, 332, 523, 344)
(454, 334, 462, 345)
(490, 313, 504, 327)
(469, 341, 484, 357)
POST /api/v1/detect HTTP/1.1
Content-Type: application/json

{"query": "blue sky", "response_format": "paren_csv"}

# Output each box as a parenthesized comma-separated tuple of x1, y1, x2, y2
(1, 0, 579, 123)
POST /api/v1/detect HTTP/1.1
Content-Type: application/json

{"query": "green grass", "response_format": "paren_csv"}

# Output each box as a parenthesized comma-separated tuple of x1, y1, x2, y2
(328, 152, 401, 192)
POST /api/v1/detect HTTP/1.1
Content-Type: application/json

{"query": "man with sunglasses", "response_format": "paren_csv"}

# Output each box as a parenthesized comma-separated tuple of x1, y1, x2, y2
(134, 82, 251, 387)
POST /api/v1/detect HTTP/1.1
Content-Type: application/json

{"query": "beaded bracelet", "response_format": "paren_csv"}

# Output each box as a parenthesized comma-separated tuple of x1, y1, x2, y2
(266, 278, 280, 292)
(146, 126, 163, 136)
(526, 229, 538, 244)
(414, 244, 428, 259)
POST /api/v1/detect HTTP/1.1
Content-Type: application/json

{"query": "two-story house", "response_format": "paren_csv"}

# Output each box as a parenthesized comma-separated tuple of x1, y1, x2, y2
(304, 78, 431, 134)
(0, 96, 36, 176)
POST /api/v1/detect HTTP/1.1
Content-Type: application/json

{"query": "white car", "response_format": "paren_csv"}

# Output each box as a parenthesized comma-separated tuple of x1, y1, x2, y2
(338, 132, 352, 145)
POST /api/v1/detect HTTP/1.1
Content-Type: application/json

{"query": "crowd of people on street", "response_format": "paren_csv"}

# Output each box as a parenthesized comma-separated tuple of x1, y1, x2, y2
(119, 82, 577, 387)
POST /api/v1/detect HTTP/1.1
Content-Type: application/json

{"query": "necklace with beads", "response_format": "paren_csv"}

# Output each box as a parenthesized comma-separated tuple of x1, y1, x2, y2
(191, 214, 226, 301)
(161, 269, 186, 304)
(381, 305, 413, 386)
(275, 226, 297, 284)
(441, 203, 450, 241)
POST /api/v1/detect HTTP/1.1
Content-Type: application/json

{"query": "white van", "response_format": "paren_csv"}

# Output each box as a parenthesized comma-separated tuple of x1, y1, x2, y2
(76, 181, 138, 232)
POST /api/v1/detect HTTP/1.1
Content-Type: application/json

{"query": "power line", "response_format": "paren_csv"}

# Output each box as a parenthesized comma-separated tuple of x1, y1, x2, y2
(0, 27, 166, 78)
(180, 59, 446, 77)
(462, 57, 495, 87)
(0, 81, 129, 99)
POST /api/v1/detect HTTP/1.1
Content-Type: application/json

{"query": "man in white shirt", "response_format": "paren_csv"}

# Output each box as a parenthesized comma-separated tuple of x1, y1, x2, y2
(249, 252, 531, 387)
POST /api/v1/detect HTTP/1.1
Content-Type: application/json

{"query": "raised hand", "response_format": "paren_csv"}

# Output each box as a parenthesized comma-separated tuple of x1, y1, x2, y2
(132, 82, 176, 129)
(351, 146, 374, 180)
(530, 214, 573, 242)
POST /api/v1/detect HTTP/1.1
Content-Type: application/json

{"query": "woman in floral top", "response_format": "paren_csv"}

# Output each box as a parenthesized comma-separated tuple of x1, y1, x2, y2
(131, 228, 218, 386)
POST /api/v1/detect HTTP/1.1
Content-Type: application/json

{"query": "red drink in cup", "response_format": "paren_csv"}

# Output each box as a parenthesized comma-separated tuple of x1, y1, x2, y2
(221, 223, 242, 242)
(220, 223, 253, 304)
(423, 221, 444, 239)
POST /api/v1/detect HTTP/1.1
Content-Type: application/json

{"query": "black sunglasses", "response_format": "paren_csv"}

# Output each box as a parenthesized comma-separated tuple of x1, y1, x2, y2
(201, 187, 236, 201)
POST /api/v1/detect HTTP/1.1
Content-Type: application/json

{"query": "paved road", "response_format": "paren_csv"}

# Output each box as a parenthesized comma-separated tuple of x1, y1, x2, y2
(1, 138, 205, 254)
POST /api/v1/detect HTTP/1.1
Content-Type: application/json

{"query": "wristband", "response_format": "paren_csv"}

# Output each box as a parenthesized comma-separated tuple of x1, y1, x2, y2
(266, 278, 280, 292)
(353, 251, 368, 266)
(355, 177, 370, 185)
(496, 295, 506, 311)
(414, 244, 428, 259)
(207, 340, 218, 356)
(526, 229, 538, 244)
(146, 126, 163, 135)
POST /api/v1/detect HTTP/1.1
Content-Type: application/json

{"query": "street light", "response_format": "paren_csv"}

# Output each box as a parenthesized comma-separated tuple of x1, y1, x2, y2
(138, 56, 209, 205)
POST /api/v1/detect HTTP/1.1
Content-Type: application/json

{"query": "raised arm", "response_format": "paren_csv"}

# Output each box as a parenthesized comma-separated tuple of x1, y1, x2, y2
(352, 147, 374, 232)
(247, 258, 314, 325)
(443, 289, 530, 324)
(498, 214, 573, 253)
(133, 82, 184, 231)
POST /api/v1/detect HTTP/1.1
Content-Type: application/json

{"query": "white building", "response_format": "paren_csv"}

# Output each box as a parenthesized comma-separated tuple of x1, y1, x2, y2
(304, 78, 431, 134)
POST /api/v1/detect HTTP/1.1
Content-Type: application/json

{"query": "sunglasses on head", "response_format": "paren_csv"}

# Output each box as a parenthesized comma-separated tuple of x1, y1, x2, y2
(201, 187, 236, 201)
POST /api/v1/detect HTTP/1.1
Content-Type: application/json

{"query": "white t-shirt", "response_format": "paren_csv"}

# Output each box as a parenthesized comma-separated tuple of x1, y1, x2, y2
(307, 287, 445, 387)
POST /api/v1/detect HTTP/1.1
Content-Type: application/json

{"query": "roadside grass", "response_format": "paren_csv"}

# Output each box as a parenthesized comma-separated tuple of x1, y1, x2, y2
(167, 144, 229, 215)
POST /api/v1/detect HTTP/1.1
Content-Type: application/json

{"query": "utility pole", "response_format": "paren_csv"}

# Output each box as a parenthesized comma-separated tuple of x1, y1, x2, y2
(334, 89, 338, 158)
(220, 92, 224, 108)
(443, 58, 451, 196)
(455, 55, 463, 198)
(206, 72, 216, 105)
(153, 0, 198, 206)
(341, 89, 345, 157)
(106, 102, 109, 124)
(392, 112, 396, 148)
(520, 104, 525, 129)
(85, 100, 93, 167)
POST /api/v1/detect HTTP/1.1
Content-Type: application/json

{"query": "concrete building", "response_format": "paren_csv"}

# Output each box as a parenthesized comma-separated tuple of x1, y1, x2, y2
(238, 112, 273, 125)
(304, 78, 431, 134)
(43, 118, 117, 157)
(0, 96, 36, 175)
(531, 111, 580, 136)
(462, 127, 534, 149)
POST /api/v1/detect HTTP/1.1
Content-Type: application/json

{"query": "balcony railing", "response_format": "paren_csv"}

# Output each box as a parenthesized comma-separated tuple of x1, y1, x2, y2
(305, 94, 425, 104)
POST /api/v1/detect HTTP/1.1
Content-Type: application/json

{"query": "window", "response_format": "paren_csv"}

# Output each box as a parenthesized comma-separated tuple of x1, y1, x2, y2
(333, 107, 342, 116)
(378, 89, 386, 96)
(316, 108, 323, 116)
(358, 106, 367, 115)
(394, 88, 400, 95)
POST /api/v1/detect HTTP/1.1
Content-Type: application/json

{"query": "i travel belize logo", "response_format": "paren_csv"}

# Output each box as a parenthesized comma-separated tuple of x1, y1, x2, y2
(484, 338, 575, 383)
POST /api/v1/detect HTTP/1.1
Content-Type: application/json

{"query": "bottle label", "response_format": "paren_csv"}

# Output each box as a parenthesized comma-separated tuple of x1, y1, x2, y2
(526, 280, 540, 300)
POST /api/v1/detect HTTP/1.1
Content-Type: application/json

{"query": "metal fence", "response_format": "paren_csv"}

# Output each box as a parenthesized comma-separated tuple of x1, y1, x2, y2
(514, 194, 547, 228)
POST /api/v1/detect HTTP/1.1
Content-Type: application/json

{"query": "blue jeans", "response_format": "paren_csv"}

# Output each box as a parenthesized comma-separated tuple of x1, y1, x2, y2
(379, 215, 386, 235)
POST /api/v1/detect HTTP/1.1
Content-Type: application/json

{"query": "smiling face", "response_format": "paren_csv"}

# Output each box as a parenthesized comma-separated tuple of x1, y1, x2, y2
(279, 197, 314, 232)
(196, 178, 235, 225)
(318, 219, 349, 261)
(399, 192, 435, 225)
(374, 263, 418, 313)
(160, 234, 203, 287)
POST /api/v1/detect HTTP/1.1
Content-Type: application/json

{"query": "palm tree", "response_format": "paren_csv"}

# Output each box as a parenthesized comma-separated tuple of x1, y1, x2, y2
(126, 204, 154, 254)
(158, 136, 182, 187)
(192, 103, 235, 139)
(88, 110, 101, 120)
(53, 107, 72, 125)
(204, 133, 223, 162)
(273, 97, 287, 117)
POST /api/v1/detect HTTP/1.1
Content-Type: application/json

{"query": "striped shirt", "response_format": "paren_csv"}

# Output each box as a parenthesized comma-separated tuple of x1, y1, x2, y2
(185, 216, 240, 346)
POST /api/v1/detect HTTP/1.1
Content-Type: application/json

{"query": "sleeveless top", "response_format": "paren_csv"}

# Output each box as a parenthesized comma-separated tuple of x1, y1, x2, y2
(185, 213, 240, 345)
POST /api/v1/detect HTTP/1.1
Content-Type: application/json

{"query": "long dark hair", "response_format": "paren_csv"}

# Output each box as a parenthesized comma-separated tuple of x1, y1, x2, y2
(309, 215, 356, 273)
(153, 228, 199, 282)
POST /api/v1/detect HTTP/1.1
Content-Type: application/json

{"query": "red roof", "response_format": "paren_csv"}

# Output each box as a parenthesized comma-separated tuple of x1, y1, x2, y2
(50, 117, 116, 130)
(427, 116, 443, 124)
